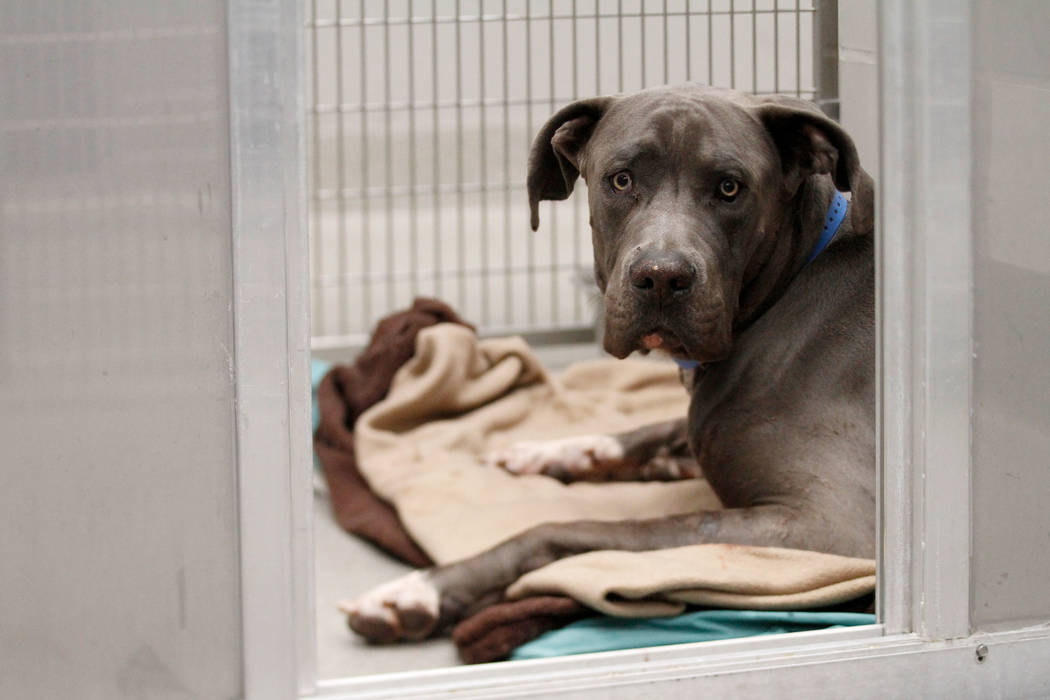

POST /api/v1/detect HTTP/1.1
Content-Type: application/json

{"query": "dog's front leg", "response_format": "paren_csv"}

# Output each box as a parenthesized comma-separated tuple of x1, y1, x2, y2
(341, 505, 796, 643)
(485, 418, 700, 482)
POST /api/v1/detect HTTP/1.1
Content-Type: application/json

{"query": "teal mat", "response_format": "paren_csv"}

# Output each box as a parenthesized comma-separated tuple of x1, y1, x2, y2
(311, 358, 332, 470)
(511, 609, 876, 660)
(311, 358, 332, 433)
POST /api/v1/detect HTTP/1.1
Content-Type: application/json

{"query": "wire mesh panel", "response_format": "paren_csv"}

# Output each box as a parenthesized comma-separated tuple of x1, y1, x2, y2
(307, 0, 826, 348)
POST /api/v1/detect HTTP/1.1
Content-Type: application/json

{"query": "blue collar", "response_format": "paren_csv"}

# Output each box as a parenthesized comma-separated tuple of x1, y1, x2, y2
(805, 189, 849, 265)
(674, 191, 849, 372)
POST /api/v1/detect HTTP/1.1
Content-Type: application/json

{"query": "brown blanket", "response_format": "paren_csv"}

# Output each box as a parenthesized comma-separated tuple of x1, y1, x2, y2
(313, 298, 473, 568)
(315, 301, 595, 663)
(451, 596, 590, 665)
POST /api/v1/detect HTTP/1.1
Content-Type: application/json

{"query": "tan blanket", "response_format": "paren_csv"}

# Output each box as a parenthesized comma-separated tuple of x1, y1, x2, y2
(355, 323, 875, 614)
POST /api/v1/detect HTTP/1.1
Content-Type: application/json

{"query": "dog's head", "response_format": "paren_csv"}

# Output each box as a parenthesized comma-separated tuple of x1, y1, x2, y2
(528, 84, 872, 362)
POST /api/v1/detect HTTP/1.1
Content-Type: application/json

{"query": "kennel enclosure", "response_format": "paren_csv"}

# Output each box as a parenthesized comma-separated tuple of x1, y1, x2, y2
(306, 0, 841, 351)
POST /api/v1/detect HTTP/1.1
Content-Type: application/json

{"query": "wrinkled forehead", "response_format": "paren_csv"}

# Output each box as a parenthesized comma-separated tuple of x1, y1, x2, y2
(586, 91, 776, 177)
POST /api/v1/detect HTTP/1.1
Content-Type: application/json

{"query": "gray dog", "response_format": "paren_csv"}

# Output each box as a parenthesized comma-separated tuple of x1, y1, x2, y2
(342, 84, 875, 643)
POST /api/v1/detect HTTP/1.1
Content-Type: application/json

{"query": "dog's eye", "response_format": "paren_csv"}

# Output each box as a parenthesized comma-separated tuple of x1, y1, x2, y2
(718, 178, 740, 200)
(610, 171, 633, 192)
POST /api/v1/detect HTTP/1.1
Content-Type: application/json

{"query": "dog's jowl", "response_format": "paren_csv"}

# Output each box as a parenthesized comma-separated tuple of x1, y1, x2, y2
(342, 84, 875, 643)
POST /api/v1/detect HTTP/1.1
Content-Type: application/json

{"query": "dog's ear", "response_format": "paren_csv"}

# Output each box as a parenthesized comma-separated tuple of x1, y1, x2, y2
(527, 96, 615, 231)
(752, 97, 874, 233)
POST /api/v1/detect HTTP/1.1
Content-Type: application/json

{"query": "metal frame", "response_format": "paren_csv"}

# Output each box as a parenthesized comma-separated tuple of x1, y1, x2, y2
(232, 0, 1050, 697)
(228, 0, 314, 698)
(813, 0, 840, 118)
(877, 0, 973, 640)
(310, 628, 1050, 699)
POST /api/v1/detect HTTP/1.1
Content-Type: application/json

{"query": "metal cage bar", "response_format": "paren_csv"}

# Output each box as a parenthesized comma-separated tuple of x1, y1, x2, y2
(307, 0, 829, 350)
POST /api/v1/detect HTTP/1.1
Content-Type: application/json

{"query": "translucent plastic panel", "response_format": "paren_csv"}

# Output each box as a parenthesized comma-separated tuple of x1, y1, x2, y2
(0, 2, 242, 697)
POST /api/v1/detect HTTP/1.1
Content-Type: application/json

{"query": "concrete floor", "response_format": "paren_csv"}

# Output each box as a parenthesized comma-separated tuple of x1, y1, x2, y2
(313, 491, 460, 680)
(314, 342, 604, 682)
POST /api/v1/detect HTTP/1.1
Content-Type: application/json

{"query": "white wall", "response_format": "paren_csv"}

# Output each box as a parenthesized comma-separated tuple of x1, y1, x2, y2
(0, 2, 243, 698)
(970, 0, 1050, 628)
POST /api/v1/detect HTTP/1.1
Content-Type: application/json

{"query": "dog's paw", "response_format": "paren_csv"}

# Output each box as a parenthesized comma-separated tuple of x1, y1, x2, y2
(338, 570, 440, 643)
(484, 434, 625, 481)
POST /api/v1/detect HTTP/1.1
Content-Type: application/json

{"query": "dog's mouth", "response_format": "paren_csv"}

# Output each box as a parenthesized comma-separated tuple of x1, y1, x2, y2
(601, 295, 734, 362)
(638, 329, 689, 358)
(617, 314, 732, 364)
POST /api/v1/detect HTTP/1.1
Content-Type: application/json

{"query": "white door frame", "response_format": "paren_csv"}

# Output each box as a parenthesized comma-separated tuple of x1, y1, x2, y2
(228, 0, 314, 697)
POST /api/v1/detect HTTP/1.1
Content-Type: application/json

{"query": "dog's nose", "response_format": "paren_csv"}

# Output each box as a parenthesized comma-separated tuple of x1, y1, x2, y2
(628, 252, 695, 296)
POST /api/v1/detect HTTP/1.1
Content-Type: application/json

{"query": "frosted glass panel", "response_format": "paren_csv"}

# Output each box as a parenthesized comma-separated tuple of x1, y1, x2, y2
(0, 2, 242, 697)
